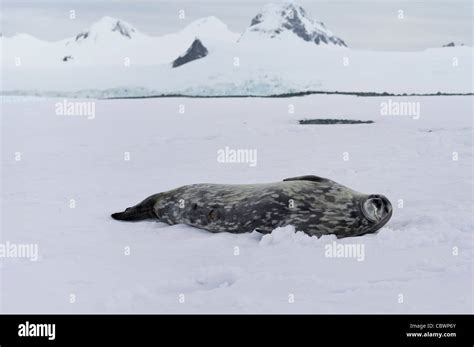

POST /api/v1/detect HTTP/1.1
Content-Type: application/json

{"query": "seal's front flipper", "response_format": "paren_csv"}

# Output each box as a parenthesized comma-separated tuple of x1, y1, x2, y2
(283, 175, 329, 183)
(111, 211, 130, 220)
(255, 228, 272, 235)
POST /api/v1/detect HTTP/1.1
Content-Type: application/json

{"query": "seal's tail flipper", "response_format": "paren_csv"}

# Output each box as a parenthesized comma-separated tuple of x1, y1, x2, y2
(111, 207, 155, 221)
(111, 194, 158, 222)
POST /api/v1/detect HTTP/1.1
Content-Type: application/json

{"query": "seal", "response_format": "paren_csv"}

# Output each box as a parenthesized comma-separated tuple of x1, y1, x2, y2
(111, 175, 392, 238)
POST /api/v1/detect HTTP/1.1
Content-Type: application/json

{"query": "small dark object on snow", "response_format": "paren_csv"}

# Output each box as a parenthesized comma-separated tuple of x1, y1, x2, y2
(299, 119, 374, 125)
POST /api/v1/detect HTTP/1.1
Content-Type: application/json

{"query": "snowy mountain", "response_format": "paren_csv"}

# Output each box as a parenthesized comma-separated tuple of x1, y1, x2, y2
(2, 15, 237, 67)
(176, 16, 239, 43)
(240, 3, 347, 47)
(2, 3, 348, 69)
(58, 17, 151, 65)
(71, 16, 139, 43)
(1, 2, 472, 95)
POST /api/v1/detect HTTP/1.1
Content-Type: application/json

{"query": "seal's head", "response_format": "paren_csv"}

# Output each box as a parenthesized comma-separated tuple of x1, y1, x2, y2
(282, 175, 393, 238)
(359, 194, 393, 234)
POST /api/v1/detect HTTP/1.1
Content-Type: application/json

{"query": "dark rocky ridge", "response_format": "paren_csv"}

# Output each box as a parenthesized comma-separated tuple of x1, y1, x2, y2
(112, 21, 135, 39)
(172, 39, 209, 68)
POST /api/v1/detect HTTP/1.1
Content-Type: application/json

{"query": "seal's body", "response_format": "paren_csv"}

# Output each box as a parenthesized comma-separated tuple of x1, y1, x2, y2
(111, 175, 392, 238)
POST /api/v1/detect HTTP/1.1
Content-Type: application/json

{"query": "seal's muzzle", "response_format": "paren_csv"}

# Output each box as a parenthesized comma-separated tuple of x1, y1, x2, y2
(361, 194, 393, 233)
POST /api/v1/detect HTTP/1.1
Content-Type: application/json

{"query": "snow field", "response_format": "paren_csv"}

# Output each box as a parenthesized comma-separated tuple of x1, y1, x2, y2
(1, 94, 472, 313)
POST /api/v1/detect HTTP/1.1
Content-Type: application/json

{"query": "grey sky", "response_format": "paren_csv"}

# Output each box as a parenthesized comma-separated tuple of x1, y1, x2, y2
(1, 0, 472, 51)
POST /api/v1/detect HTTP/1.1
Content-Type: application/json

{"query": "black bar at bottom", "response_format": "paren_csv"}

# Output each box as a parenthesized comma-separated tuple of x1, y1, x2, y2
(0, 314, 472, 345)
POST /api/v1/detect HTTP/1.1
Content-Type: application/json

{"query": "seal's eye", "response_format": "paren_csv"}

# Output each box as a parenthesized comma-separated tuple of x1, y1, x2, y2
(362, 195, 392, 223)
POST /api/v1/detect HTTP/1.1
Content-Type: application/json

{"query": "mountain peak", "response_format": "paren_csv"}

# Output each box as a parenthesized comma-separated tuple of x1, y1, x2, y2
(75, 16, 138, 42)
(180, 16, 239, 42)
(243, 2, 347, 47)
(189, 16, 225, 27)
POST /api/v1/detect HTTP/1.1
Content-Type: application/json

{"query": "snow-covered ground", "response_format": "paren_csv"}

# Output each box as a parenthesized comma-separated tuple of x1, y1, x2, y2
(1, 94, 472, 313)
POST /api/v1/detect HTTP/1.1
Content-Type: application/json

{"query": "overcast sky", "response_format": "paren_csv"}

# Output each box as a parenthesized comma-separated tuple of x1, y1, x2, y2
(1, 0, 472, 51)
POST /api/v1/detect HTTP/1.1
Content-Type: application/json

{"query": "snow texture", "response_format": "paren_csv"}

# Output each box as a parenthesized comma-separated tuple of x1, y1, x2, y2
(1, 94, 472, 313)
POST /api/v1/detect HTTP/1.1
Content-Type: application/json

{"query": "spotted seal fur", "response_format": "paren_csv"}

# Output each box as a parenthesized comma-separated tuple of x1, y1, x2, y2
(111, 175, 392, 238)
